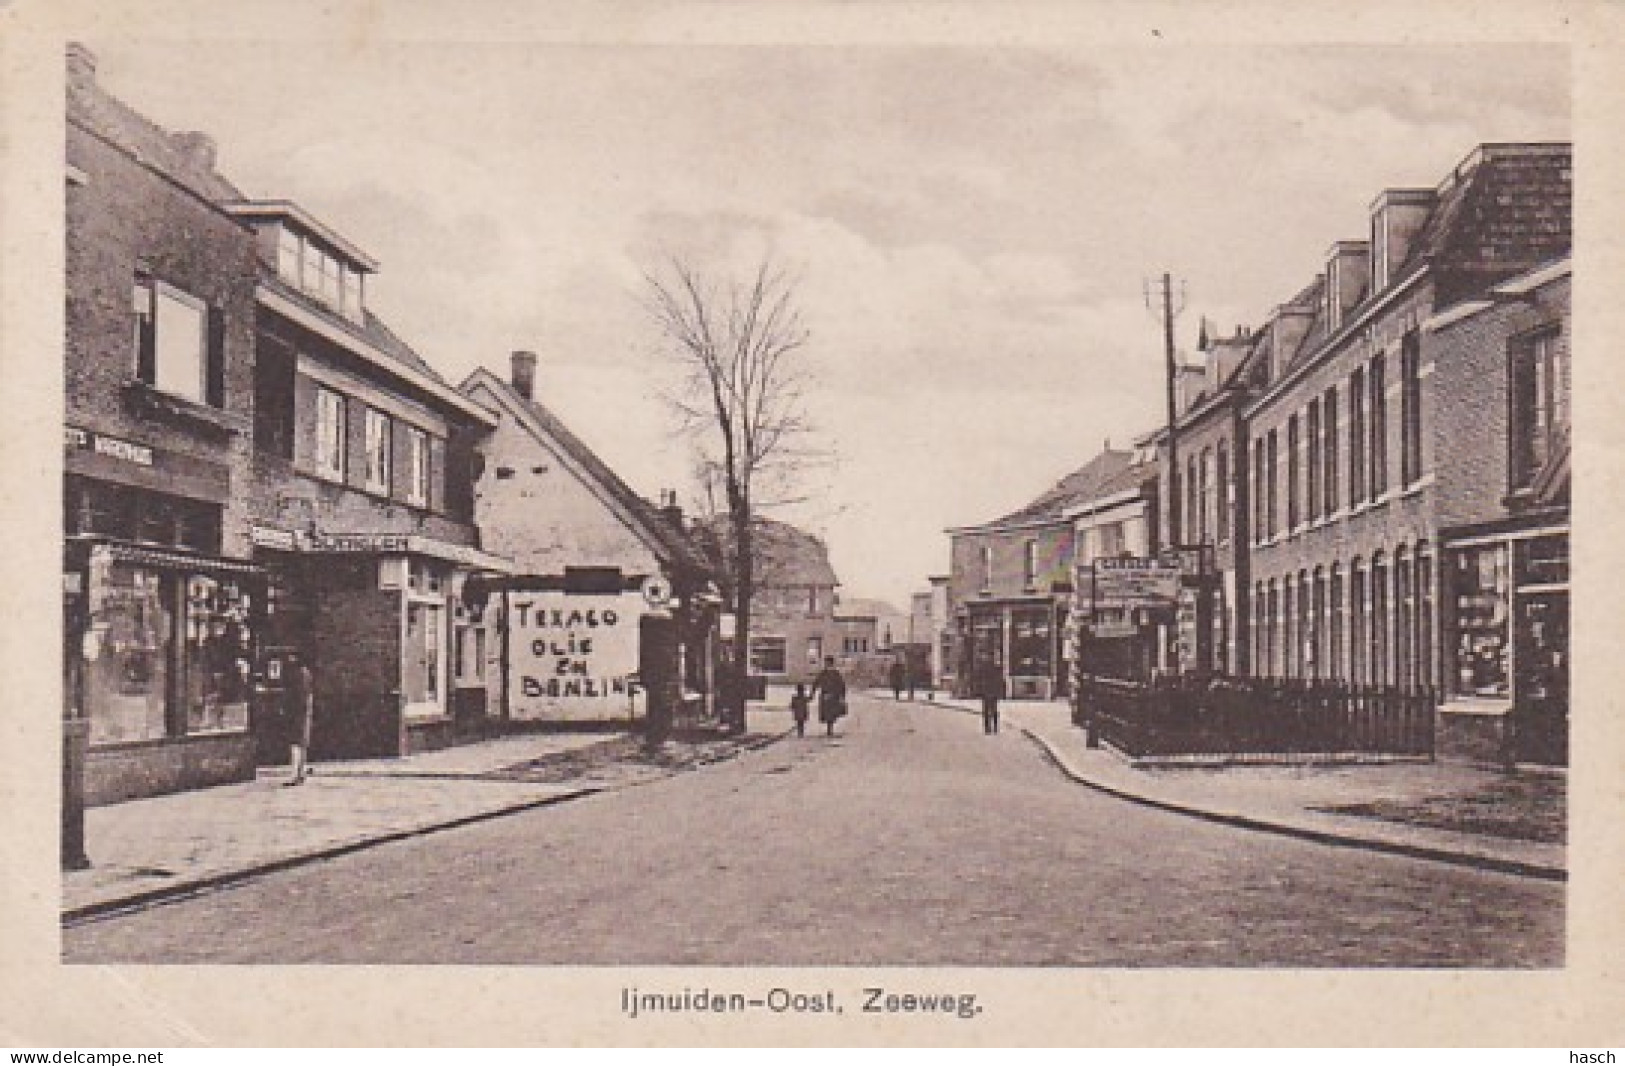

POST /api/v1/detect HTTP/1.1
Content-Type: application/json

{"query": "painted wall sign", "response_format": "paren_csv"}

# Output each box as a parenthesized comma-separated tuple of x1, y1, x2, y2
(250, 525, 298, 550)
(506, 591, 645, 721)
(65, 426, 154, 467)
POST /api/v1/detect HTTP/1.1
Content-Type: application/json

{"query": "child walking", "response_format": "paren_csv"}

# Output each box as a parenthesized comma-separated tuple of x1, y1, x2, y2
(790, 683, 811, 737)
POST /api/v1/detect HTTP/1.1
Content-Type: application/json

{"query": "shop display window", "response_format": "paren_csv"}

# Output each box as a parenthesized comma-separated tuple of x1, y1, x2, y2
(84, 561, 171, 744)
(1009, 608, 1052, 678)
(1451, 544, 1510, 698)
(180, 575, 254, 734)
(80, 552, 256, 744)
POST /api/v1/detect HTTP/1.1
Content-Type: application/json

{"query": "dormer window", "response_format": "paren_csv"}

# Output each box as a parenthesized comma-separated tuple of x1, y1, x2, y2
(275, 224, 365, 324)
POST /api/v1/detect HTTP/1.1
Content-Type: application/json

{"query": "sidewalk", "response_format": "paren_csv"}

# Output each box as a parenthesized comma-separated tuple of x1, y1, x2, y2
(939, 696, 1565, 880)
(64, 726, 785, 921)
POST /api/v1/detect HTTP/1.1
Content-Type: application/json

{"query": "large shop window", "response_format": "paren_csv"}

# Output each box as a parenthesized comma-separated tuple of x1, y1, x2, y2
(749, 636, 787, 675)
(80, 551, 256, 745)
(1009, 608, 1052, 678)
(133, 277, 221, 407)
(1451, 544, 1510, 698)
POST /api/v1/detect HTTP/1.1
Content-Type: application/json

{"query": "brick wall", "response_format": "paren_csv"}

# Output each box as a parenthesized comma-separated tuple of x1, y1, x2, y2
(1245, 282, 1441, 681)
(66, 122, 260, 556)
(309, 584, 405, 757)
(1432, 275, 1570, 531)
(947, 520, 1074, 619)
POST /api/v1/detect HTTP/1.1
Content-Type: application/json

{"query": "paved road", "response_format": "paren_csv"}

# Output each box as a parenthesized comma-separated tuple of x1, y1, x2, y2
(63, 695, 1562, 966)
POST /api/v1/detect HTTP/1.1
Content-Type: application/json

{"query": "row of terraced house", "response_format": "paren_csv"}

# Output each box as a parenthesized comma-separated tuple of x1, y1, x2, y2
(61, 45, 731, 812)
(946, 141, 1571, 766)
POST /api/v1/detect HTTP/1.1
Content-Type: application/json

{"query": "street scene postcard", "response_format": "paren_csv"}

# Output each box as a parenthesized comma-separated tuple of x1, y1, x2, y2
(4, 0, 1625, 1050)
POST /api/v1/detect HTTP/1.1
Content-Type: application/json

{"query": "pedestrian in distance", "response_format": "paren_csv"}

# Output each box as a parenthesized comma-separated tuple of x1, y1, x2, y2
(812, 656, 848, 737)
(282, 649, 316, 785)
(976, 655, 1004, 736)
(889, 658, 906, 701)
(790, 682, 811, 738)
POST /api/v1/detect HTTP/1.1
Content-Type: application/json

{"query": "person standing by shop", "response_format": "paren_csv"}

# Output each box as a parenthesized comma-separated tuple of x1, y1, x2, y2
(976, 655, 1004, 735)
(812, 656, 848, 737)
(889, 657, 906, 701)
(283, 650, 315, 786)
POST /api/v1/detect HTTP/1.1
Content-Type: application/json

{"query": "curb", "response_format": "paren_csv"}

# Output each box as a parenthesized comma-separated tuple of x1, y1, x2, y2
(62, 786, 602, 926)
(1019, 727, 1566, 882)
(63, 729, 794, 927)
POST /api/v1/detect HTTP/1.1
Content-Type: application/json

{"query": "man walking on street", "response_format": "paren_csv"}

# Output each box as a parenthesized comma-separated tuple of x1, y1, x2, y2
(976, 655, 1004, 735)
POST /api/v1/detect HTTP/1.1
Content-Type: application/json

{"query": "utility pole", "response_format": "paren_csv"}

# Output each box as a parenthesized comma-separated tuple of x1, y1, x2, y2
(1145, 273, 1187, 680)
(1145, 273, 1187, 547)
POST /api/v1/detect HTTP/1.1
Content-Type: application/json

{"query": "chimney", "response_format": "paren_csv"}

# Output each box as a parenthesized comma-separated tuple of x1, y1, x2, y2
(67, 43, 96, 91)
(657, 489, 684, 530)
(1369, 188, 1435, 293)
(172, 131, 218, 173)
(1269, 301, 1316, 379)
(1176, 362, 1207, 414)
(1206, 331, 1250, 390)
(1323, 240, 1370, 330)
(510, 350, 537, 400)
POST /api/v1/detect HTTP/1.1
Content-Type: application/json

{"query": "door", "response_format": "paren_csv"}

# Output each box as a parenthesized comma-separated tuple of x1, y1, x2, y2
(1514, 591, 1568, 765)
(404, 599, 446, 718)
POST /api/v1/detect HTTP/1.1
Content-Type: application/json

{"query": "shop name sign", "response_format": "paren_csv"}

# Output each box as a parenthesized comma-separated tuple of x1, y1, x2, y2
(65, 426, 153, 467)
(507, 591, 644, 720)
(306, 532, 412, 553)
(1086, 557, 1181, 607)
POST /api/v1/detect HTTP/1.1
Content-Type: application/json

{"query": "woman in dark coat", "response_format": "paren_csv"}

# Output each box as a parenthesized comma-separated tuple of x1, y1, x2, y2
(811, 656, 847, 736)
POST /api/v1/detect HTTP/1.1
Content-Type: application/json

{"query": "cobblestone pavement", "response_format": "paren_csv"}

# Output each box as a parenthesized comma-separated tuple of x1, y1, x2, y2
(63, 695, 1562, 966)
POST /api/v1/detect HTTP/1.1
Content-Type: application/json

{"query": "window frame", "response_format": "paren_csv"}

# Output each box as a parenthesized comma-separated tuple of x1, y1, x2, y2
(363, 406, 393, 495)
(1400, 331, 1424, 487)
(405, 426, 430, 507)
(135, 278, 211, 405)
(1509, 327, 1567, 492)
(315, 385, 347, 482)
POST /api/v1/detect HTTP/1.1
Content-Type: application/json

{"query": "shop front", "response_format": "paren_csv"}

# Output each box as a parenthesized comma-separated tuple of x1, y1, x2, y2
(65, 538, 264, 805)
(1439, 522, 1569, 765)
(250, 526, 512, 759)
(955, 599, 1064, 700)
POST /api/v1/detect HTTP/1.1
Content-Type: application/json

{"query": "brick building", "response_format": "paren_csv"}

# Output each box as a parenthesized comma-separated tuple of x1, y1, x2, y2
(1237, 144, 1571, 762)
(460, 352, 721, 727)
(1428, 260, 1570, 763)
(1144, 325, 1262, 677)
(64, 44, 268, 803)
(1064, 449, 1160, 682)
(700, 517, 845, 686)
(947, 447, 1134, 699)
(65, 44, 514, 794)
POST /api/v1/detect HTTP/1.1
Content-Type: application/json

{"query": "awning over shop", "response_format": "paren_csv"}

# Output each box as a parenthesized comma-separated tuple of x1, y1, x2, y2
(90, 539, 266, 577)
(249, 525, 515, 573)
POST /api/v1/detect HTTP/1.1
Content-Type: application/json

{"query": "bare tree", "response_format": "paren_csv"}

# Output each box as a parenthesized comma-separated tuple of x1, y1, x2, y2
(643, 254, 814, 733)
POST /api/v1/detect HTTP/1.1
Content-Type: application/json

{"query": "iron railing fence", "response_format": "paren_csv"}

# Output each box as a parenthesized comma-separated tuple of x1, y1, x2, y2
(1075, 674, 1437, 758)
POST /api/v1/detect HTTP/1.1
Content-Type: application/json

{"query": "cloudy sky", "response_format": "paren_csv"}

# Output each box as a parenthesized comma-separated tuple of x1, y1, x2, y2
(85, 35, 1569, 608)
